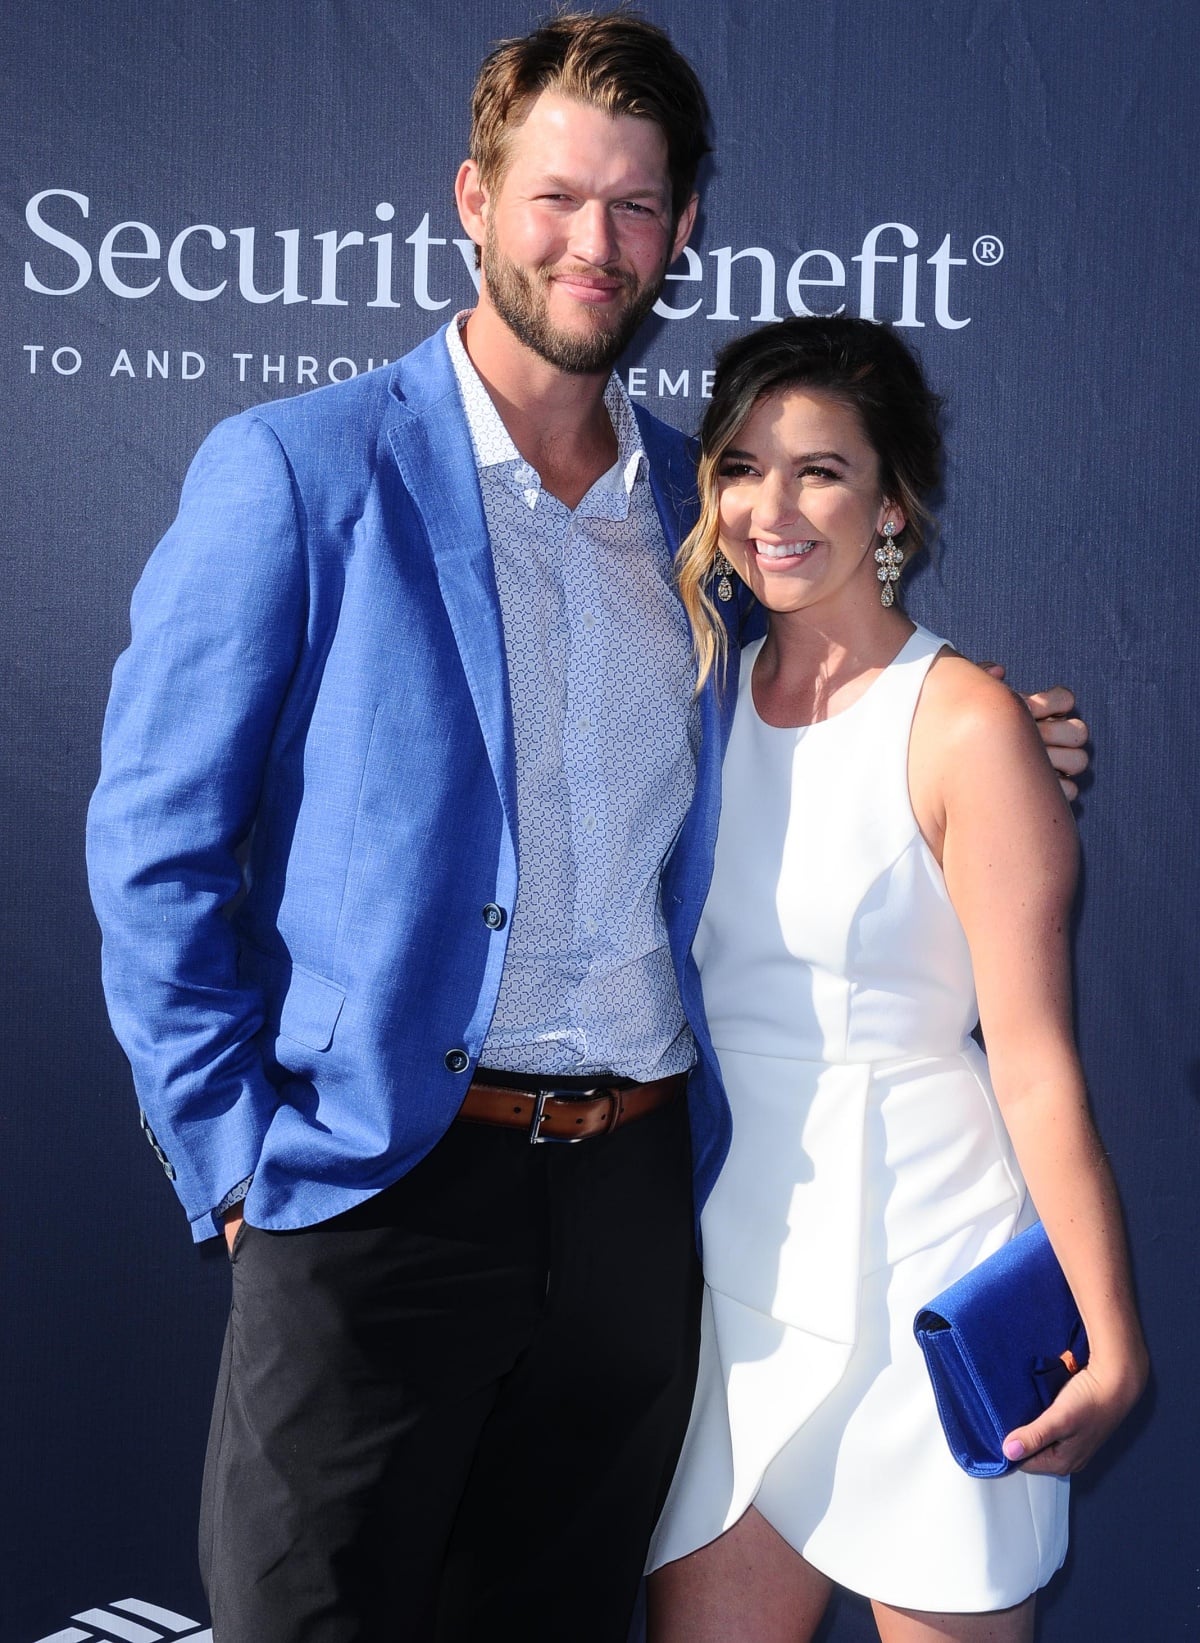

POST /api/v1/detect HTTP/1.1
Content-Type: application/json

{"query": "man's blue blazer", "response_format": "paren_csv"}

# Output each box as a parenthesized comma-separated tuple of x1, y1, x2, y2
(86, 326, 739, 1242)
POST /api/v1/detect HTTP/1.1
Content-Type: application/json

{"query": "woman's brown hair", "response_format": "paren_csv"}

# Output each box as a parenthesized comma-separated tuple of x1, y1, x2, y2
(678, 316, 944, 689)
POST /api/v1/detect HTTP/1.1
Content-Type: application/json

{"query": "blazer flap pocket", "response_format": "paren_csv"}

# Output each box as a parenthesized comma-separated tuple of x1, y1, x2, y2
(278, 965, 346, 1052)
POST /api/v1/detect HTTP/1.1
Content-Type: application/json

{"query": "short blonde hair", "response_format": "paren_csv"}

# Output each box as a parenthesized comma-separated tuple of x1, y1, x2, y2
(469, 10, 711, 223)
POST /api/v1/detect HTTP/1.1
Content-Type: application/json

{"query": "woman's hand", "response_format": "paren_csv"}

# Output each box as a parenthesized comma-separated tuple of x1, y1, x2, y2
(911, 655, 1148, 1485)
(1002, 1347, 1149, 1475)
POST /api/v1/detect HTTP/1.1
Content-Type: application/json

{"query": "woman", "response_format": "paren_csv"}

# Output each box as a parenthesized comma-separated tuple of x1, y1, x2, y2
(646, 317, 1147, 1642)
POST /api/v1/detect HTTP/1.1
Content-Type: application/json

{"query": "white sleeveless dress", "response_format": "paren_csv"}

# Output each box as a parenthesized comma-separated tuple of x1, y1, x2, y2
(648, 626, 1069, 1611)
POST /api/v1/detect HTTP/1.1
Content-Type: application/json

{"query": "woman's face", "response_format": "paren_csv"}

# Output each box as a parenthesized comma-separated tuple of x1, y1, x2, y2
(716, 387, 903, 620)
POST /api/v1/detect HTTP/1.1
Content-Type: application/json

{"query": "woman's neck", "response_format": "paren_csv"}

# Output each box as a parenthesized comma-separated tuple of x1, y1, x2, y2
(752, 604, 915, 728)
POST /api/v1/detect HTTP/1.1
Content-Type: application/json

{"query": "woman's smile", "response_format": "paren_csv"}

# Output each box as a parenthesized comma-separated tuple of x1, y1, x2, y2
(753, 538, 819, 562)
(716, 388, 900, 621)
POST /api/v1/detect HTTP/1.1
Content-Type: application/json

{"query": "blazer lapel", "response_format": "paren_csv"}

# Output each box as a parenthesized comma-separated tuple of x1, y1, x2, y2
(636, 404, 699, 567)
(385, 334, 518, 841)
(635, 406, 745, 941)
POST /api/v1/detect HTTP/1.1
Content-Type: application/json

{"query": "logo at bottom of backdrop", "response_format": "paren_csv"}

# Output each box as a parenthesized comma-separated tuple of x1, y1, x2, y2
(29, 1597, 211, 1643)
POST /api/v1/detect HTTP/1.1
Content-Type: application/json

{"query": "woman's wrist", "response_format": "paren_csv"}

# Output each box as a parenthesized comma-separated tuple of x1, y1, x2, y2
(1084, 1334, 1149, 1403)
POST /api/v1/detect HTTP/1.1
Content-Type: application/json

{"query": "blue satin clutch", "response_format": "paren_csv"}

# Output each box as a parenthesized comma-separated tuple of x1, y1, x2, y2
(913, 1221, 1089, 1478)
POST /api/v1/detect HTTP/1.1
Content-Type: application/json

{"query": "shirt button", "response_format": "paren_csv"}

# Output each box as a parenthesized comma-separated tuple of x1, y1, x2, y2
(444, 1048, 470, 1073)
(581, 610, 596, 629)
(582, 814, 596, 835)
(576, 716, 591, 734)
(482, 903, 507, 930)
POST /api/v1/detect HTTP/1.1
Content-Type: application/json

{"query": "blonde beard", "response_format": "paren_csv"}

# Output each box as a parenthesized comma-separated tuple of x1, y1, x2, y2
(481, 230, 663, 375)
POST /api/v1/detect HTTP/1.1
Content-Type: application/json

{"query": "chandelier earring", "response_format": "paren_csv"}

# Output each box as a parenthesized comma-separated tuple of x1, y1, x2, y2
(713, 551, 736, 603)
(875, 521, 904, 608)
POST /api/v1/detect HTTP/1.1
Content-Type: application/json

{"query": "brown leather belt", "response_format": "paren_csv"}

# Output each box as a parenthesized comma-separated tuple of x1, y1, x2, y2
(457, 1072, 686, 1144)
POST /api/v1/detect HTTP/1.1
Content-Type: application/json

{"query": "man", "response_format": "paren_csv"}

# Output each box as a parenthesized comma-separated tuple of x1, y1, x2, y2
(86, 13, 1087, 1641)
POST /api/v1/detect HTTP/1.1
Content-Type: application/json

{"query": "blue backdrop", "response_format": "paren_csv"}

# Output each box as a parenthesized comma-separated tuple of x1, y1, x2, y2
(5, 3, 1196, 1639)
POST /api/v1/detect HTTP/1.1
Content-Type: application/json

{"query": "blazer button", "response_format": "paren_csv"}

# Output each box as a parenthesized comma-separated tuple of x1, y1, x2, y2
(444, 1048, 470, 1073)
(482, 903, 507, 930)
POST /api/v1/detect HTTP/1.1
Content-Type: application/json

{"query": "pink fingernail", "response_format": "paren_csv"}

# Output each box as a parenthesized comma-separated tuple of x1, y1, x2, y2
(1003, 1438, 1026, 1461)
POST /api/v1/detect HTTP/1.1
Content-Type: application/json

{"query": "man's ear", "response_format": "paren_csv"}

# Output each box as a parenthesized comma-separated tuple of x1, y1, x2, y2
(455, 159, 488, 246)
(670, 192, 699, 263)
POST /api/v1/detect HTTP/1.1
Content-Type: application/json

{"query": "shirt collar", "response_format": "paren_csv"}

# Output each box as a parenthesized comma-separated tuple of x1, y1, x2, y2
(445, 311, 647, 513)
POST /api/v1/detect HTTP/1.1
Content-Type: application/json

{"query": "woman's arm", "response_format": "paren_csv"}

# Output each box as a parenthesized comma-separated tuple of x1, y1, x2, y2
(977, 665, 1090, 801)
(909, 657, 1147, 1475)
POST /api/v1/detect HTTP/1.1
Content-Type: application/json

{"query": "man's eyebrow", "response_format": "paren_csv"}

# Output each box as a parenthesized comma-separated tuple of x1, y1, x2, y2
(538, 172, 668, 201)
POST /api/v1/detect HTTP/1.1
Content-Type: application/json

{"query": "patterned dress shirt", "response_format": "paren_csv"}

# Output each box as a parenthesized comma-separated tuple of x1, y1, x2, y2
(447, 315, 698, 1080)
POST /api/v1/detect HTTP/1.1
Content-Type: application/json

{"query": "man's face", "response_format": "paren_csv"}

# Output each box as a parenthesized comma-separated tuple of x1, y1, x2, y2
(463, 91, 697, 374)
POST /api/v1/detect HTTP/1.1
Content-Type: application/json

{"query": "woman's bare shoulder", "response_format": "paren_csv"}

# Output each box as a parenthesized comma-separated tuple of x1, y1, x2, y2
(916, 648, 1043, 757)
(908, 645, 1075, 867)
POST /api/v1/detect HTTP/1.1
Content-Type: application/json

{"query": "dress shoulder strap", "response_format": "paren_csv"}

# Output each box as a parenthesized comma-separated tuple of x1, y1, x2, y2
(836, 625, 950, 795)
(884, 624, 950, 720)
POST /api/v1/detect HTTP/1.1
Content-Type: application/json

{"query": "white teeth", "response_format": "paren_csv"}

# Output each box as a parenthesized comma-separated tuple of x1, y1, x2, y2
(755, 540, 816, 559)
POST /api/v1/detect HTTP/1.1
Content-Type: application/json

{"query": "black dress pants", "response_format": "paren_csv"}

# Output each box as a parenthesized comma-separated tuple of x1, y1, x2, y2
(199, 1097, 702, 1642)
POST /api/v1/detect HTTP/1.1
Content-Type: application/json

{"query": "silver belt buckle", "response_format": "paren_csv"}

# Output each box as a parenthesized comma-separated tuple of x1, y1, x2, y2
(529, 1085, 610, 1144)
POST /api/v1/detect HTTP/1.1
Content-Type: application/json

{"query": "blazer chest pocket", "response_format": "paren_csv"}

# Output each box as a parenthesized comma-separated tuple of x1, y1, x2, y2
(277, 964, 346, 1052)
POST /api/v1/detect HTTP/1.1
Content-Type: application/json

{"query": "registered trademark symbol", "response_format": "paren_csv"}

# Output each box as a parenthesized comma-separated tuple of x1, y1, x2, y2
(973, 235, 1004, 266)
